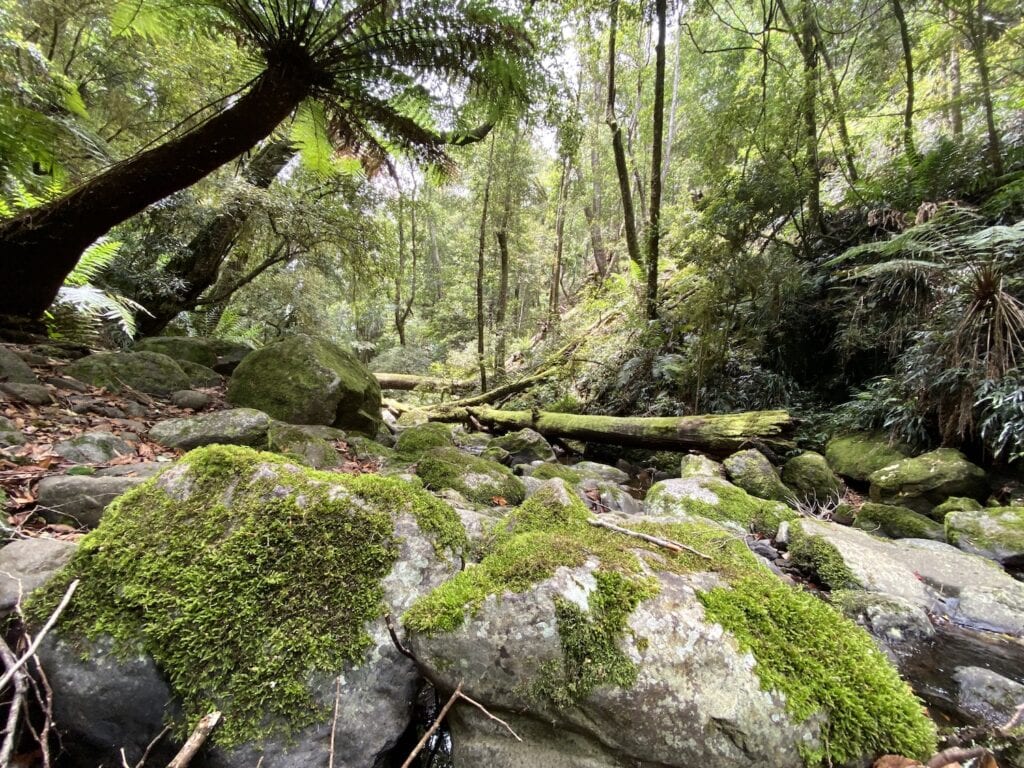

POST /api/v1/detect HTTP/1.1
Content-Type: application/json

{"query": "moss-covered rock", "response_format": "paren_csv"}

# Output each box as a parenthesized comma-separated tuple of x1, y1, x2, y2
(28, 445, 466, 755)
(266, 421, 340, 469)
(646, 475, 795, 537)
(868, 448, 988, 516)
(133, 337, 218, 368)
(946, 506, 1024, 565)
(789, 522, 861, 590)
(149, 408, 271, 450)
(679, 453, 725, 479)
(65, 351, 191, 395)
(227, 334, 382, 435)
(415, 446, 525, 506)
(933, 496, 983, 519)
(825, 432, 913, 483)
(404, 481, 935, 767)
(781, 452, 843, 502)
(177, 360, 222, 388)
(395, 422, 456, 457)
(530, 462, 583, 484)
(853, 502, 945, 541)
(723, 448, 792, 502)
(487, 428, 556, 465)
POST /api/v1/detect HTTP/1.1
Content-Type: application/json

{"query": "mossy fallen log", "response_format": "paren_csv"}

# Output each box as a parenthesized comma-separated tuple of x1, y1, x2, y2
(373, 373, 475, 393)
(432, 406, 796, 455)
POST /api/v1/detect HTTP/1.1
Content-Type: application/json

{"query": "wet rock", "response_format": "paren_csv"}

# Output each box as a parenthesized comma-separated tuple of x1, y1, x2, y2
(54, 431, 134, 464)
(228, 334, 381, 435)
(946, 506, 1024, 566)
(487, 428, 556, 465)
(171, 389, 213, 410)
(133, 336, 218, 368)
(831, 590, 935, 645)
(149, 408, 271, 450)
(825, 432, 912, 483)
(0, 382, 53, 405)
(37, 474, 147, 528)
(724, 449, 792, 502)
(65, 351, 191, 395)
(868, 448, 988, 516)
(579, 477, 642, 516)
(953, 666, 1024, 727)
(0, 538, 77, 613)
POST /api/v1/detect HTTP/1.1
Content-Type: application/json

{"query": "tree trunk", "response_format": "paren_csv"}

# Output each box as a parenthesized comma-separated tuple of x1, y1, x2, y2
(374, 373, 475, 392)
(966, 1, 1002, 176)
(949, 30, 964, 137)
(800, 3, 823, 238)
(645, 0, 667, 321)
(891, 0, 918, 164)
(0, 65, 309, 320)
(606, 0, 644, 270)
(809, 24, 859, 181)
(494, 228, 510, 380)
(138, 138, 295, 336)
(549, 156, 570, 322)
(476, 137, 496, 392)
(434, 407, 796, 456)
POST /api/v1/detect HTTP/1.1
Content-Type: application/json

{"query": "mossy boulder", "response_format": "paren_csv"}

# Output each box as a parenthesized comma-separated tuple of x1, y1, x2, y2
(946, 506, 1024, 565)
(0, 345, 39, 384)
(781, 452, 843, 502)
(868, 448, 988, 516)
(227, 334, 382, 435)
(404, 481, 936, 768)
(395, 422, 456, 457)
(133, 337, 218, 368)
(723, 449, 792, 503)
(266, 421, 340, 469)
(177, 360, 222, 388)
(487, 428, 556, 465)
(853, 503, 945, 541)
(65, 351, 191, 395)
(680, 453, 726, 479)
(415, 447, 525, 506)
(831, 590, 935, 645)
(29, 445, 466, 765)
(54, 431, 133, 464)
(149, 408, 271, 450)
(825, 432, 913, 483)
(645, 475, 795, 537)
(933, 496, 983, 519)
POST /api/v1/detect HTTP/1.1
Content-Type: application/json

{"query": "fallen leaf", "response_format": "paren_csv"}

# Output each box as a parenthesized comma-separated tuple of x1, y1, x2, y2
(491, 496, 509, 506)
(873, 757, 923, 768)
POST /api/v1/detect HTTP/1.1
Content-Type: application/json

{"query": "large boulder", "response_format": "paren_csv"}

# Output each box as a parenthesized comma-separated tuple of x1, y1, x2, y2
(209, 340, 254, 375)
(403, 482, 936, 768)
(227, 335, 382, 435)
(37, 474, 149, 528)
(394, 422, 456, 457)
(945, 505, 1024, 566)
(723, 449, 792, 502)
(853, 502, 945, 541)
(415, 447, 525, 506)
(781, 451, 843, 502)
(133, 337, 218, 368)
(792, 519, 1024, 636)
(54, 431, 134, 464)
(645, 475, 794, 536)
(27, 445, 467, 768)
(149, 408, 271, 450)
(65, 351, 191, 395)
(868, 448, 988, 515)
(266, 421, 341, 469)
(825, 432, 912, 483)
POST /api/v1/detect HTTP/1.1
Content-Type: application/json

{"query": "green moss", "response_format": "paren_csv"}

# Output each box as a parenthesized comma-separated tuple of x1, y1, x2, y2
(531, 463, 583, 484)
(700, 578, 936, 765)
(395, 422, 455, 458)
(646, 476, 796, 537)
(824, 432, 911, 482)
(27, 445, 464, 748)
(267, 422, 339, 469)
(65, 351, 191, 395)
(415, 447, 525, 506)
(854, 503, 944, 540)
(945, 506, 1024, 552)
(788, 522, 860, 590)
(933, 496, 983, 519)
(724, 449, 792, 502)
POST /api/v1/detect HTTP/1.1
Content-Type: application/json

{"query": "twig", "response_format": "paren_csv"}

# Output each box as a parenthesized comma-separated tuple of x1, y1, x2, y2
(926, 745, 992, 768)
(0, 634, 28, 767)
(16, 602, 54, 768)
(384, 613, 417, 661)
(456, 690, 522, 741)
(133, 725, 171, 768)
(0, 579, 78, 692)
(588, 519, 712, 560)
(400, 683, 463, 768)
(1000, 701, 1024, 733)
(166, 711, 221, 768)
(328, 676, 341, 768)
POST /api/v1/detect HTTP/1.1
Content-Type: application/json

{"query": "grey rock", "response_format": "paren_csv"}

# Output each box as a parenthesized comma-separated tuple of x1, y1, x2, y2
(54, 431, 134, 464)
(95, 462, 164, 479)
(177, 360, 223, 388)
(46, 375, 90, 393)
(0, 345, 39, 384)
(65, 351, 191, 395)
(0, 415, 26, 448)
(832, 591, 935, 645)
(954, 666, 1024, 727)
(487, 428, 556, 465)
(149, 408, 271, 450)
(0, 382, 53, 405)
(133, 336, 218, 368)
(0, 538, 77, 612)
(170, 389, 213, 410)
(724, 449, 792, 502)
(946, 505, 1024, 565)
(579, 478, 642, 516)
(574, 461, 631, 484)
(37, 474, 146, 528)
(680, 453, 726, 479)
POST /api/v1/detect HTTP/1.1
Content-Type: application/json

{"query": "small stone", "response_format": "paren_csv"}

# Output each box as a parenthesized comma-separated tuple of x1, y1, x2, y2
(54, 432, 133, 464)
(0, 538, 77, 613)
(0, 346, 39, 385)
(0, 415, 26, 448)
(38, 474, 147, 528)
(171, 390, 213, 410)
(45, 376, 90, 393)
(149, 408, 271, 450)
(0, 382, 53, 405)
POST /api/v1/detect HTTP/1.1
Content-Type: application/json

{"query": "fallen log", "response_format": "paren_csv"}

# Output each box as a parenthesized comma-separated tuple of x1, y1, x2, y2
(431, 368, 558, 410)
(432, 407, 796, 455)
(374, 373, 476, 393)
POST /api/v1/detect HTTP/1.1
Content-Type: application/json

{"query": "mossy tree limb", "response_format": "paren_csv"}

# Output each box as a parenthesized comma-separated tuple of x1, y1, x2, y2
(431, 407, 796, 456)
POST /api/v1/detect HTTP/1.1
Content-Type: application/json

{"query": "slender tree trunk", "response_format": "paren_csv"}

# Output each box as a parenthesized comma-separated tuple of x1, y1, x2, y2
(949, 31, 964, 136)
(0, 65, 309, 320)
(645, 0, 667, 320)
(138, 138, 295, 335)
(395, 195, 408, 346)
(476, 137, 496, 392)
(494, 229, 510, 380)
(606, 0, 643, 270)
(662, 5, 683, 191)
(891, 0, 918, 164)
(809, 25, 859, 181)
(966, 2, 1002, 175)
(549, 156, 570, 323)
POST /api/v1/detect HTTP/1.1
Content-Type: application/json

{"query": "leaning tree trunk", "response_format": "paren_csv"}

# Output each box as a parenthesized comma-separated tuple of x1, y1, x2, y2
(800, 3, 823, 239)
(0, 64, 309, 321)
(966, 4, 1003, 177)
(138, 138, 295, 336)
